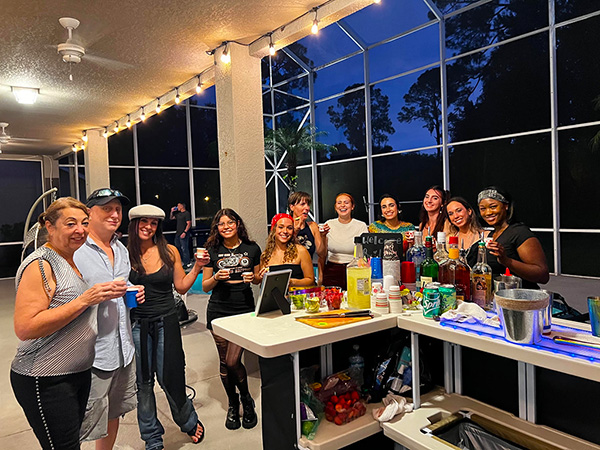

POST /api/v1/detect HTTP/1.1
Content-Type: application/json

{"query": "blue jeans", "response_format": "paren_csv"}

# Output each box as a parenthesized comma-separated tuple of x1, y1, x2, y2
(132, 321, 197, 450)
(174, 234, 190, 265)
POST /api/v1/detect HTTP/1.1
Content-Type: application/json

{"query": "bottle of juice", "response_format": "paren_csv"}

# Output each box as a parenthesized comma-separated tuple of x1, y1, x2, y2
(347, 238, 371, 309)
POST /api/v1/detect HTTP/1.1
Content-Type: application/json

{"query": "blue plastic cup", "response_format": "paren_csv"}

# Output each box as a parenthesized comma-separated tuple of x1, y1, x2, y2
(588, 297, 600, 337)
(126, 287, 139, 308)
(371, 257, 383, 280)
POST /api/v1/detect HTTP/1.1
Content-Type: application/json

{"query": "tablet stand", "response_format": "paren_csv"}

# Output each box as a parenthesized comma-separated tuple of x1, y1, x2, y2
(271, 287, 291, 315)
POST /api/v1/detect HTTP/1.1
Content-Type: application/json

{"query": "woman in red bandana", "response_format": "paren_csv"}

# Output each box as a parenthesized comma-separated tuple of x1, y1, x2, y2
(258, 213, 315, 287)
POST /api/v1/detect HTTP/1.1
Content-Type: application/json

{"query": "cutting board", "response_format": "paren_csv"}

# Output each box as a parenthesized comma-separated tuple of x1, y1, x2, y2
(295, 310, 373, 329)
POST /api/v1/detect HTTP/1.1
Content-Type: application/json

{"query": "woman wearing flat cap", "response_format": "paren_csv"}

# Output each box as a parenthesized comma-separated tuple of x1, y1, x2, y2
(477, 187, 549, 289)
(127, 204, 208, 447)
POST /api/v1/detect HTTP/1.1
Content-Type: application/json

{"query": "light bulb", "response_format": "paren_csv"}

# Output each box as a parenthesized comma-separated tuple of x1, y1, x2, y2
(72, 143, 77, 152)
(102, 128, 108, 138)
(113, 122, 119, 133)
(126, 115, 131, 128)
(80, 142, 85, 150)
(221, 46, 230, 64)
(175, 93, 181, 104)
(373, 0, 381, 3)
(141, 108, 146, 121)
(155, 101, 161, 114)
(196, 81, 202, 94)
(311, 19, 319, 34)
(269, 42, 276, 56)
(82, 130, 88, 142)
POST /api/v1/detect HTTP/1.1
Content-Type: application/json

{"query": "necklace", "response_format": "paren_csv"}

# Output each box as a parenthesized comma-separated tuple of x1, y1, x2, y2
(141, 246, 157, 262)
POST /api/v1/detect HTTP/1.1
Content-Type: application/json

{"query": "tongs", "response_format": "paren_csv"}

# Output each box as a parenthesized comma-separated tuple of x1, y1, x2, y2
(295, 310, 373, 320)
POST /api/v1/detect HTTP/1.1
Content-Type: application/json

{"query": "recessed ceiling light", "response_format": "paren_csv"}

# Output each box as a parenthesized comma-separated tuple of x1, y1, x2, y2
(12, 86, 39, 104)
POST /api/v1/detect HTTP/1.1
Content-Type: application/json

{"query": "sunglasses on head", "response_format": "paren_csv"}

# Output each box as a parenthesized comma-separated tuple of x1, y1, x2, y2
(89, 188, 125, 199)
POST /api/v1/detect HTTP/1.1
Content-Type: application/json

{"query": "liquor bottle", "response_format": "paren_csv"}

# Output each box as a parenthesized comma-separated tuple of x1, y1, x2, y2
(439, 236, 471, 301)
(420, 236, 439, 286)
(471, 241, 493, 310)
(434, 232, 448, 264)
(406, 231, 426, 288)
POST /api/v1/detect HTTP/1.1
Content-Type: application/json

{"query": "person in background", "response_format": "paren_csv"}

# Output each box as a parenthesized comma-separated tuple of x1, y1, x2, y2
(287, 191, 326, 282)
(368, 194, 415, 255)
(259, 213, 315, 287)
(419, 185, 451, 239)
(170, 202, 192, 268)
(321, 193, 368, 289)
(128, 204, 207, 448)
(75, 188, 144, 450)
(477, 187, 549, 289)
(202, 208, 262, 431)
(11, 197, 127, 450)
(446, 196, 482, 267)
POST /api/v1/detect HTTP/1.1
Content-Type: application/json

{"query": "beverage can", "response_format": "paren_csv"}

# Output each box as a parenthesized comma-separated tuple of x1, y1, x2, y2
(422, 283, 440, 319)
(439, 284, 457, 313)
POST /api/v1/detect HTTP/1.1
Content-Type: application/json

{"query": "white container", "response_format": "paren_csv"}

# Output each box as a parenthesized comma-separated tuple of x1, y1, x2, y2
(388, 286, 403, 314)
(374, 292, 389, 314)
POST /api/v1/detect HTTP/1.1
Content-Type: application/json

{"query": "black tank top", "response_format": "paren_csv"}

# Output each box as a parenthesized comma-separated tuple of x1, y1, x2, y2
(297, 223, 316, 257)
(129, 265, 176, 319)
(269, 263, 304, 280)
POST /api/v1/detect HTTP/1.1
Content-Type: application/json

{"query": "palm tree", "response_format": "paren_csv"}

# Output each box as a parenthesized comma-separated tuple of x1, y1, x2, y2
(264, 123, 336, 191)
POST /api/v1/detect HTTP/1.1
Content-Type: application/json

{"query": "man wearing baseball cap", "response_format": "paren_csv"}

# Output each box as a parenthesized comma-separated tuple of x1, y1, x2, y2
(74, 188, 144, 450)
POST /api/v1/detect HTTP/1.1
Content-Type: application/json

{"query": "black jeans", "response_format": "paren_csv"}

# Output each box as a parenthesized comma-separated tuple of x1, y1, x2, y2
(11, 369, 91, 450)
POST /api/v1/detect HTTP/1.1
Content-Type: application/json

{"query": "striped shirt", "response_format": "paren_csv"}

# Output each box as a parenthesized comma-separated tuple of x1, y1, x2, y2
(11, 246, 97, 376)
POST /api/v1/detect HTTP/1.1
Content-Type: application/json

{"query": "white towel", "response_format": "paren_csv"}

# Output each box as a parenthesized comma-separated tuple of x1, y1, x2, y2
(441, 302, 500, 328)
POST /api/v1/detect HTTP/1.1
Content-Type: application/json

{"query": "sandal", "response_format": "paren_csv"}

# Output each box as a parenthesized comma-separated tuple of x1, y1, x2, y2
(187, 420, 205, 444)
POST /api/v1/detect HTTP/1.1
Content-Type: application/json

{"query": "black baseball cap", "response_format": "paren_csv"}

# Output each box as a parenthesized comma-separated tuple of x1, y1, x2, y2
(86, 188, 130, 207)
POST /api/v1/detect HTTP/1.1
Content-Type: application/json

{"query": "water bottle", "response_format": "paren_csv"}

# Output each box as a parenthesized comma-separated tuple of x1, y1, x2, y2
(348, 344, 365, 387)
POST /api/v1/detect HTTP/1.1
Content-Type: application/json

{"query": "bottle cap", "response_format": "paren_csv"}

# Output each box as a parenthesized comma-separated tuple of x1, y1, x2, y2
(448, 236, 459, 245)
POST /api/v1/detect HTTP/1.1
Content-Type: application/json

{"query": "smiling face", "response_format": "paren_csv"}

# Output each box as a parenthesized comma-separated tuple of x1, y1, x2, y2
(289, 198, 311, 220)
(380, 197, 398, 222)
(46, 207, 89, 253)
(216, 215, 239, 240)
(447, 201, 472, 230)
(423, 189, 443, 212)
(275, 217, 294, 244)
(137, 217, 159, 241)
(88, 199, 122, 235)
(335, 195, 354, 220)
(478, 198, 509, 227)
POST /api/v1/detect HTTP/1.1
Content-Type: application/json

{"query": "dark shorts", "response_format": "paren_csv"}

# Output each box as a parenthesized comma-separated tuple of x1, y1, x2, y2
(206, 308, 253, 330)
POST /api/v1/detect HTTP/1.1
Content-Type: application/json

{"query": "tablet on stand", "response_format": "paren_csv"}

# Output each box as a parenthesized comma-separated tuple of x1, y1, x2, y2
(255, 269, 292, 316)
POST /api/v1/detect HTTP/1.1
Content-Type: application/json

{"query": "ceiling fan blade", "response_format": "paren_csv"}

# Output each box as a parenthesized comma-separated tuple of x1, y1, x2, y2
(12, 137, 45, 143)
(85, 53, 135, 70)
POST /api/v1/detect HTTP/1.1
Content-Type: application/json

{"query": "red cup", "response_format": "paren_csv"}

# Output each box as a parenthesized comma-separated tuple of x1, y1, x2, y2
(401, 261, 416, 283)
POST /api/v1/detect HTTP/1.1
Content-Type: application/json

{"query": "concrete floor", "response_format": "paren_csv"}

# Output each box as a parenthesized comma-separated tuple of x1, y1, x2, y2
(0, 278, 262, 450)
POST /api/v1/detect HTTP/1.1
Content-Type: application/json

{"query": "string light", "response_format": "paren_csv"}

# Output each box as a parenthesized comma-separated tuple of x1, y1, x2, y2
(196, 77, 203, 94)
(311, 9, 319, 34)
(155, 98, 161, 114)
(72, 143, 77, 152)
(373, 0, 381, 3)
(126, 115, 131, 128)
(102, 127, 108, 138)
(81, 141, 85, 150)
(175, 88, 181, 104)
(140, 107, 146, 122)
(82, 130, 88, 142)
(220, 43, 230, 64)
(269, 34, 276, 56)
(113, 121, 119, 133)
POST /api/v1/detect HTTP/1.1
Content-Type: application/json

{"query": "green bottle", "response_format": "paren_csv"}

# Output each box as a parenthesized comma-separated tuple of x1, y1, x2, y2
(420, 236, 439, 286)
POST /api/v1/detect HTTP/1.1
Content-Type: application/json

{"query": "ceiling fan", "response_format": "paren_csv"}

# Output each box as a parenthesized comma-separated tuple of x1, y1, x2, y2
(0, 123, 43, 152)
(55, 17, 133, 80)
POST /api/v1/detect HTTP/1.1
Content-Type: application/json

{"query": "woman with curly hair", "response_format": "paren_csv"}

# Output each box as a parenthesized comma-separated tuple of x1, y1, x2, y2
(258, 213, 315, 287)
(202, 208, 262, 431)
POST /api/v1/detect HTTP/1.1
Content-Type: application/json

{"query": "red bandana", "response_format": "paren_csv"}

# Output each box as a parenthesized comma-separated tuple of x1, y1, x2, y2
(270, 213, 293, 229)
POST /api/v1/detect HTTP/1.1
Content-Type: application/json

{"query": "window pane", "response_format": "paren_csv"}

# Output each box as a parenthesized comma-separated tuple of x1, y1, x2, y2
(316, 89, 366, 162)
(269, 112, 313, 168)
(558, 126, 600, 229)
(447, 32, 550, 142)
(59, 166, 72, 198)
(108, 127, 134, 166)
(109, 168, 136, 234)
(556, 0, 600, 23)
(295, 23, 361, 69)
(341, 0, 434, 46)
(274, 90, 309, 113)
(188, 85, 216, 107)
(274, 74, 309, 99)
(314, 53, 364, 100)
(369, 24, 439, 83)
(0, 160, 43, 243)
(318, 160, 368, 223)
(263, 91, 272, 115)
(536, 231, 554, 274)
(266, 173, 276, 220)
(449, 134, 552, 228)
(431, 0, 481, 15)
(446, 0, 547, 57)
(137, 105, 188, 167)
(59, 156, 71, 165)
(272, 45, 310, 84)
(78, 168, 86, 201)
(556, 14, 600, 127)
(190, 107, 219, 168)
(561, 233, 600, 277)
(375, 66, 441, 154)
(0, 245, 22, 278)
(139, 169, 190, 232)
(373, 149, 443, 225)
(193, 170, 221, 228)
(77, 150, 84, 165)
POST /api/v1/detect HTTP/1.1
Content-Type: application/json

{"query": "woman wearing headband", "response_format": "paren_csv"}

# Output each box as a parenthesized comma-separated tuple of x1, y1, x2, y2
(477, 187, 549, 288)
(259, 213, 315, 287)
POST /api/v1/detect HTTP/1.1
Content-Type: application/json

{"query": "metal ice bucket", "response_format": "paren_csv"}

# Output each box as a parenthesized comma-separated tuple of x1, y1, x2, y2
(495, 289, 549, 344)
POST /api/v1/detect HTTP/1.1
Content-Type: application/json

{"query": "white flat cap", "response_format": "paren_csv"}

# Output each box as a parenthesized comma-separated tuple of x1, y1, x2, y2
(129, 204, 166, 220)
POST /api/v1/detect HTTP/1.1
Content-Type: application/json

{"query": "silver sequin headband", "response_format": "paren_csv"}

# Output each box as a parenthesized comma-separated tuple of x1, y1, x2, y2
(477, 189, 508, 204)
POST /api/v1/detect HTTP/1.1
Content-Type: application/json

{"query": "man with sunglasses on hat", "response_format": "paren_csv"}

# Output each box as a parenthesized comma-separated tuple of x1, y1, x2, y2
(74, 188, 144, 450)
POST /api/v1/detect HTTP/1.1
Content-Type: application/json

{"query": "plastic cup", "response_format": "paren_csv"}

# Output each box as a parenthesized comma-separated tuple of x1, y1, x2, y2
(318, 224, 326, 233)
(484, 236, 494, 247)
(125, 287, 139, 308)
(405, 230, 415, 240)
(588, 297, 600, 337)
(196, 247, 207, 259)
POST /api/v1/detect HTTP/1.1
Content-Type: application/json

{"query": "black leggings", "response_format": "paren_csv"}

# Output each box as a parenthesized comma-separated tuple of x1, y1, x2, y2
(11, 369, 91, 450)
(210, 331, 249, 403)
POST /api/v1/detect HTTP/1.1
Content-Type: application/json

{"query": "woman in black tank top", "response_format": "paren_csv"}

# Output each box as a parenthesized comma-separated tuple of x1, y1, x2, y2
(127, 204, 208, 447)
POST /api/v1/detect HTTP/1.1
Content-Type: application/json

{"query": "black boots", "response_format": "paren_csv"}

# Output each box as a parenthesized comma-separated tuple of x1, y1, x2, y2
(241, 393, 258, 429)
(225, 394, 241, 430)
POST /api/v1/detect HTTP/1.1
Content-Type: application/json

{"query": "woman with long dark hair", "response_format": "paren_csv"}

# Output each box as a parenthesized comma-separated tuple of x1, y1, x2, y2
(202, 208, 262, 431)
(446, 196, 482, 266)
(477, 187, 549, 288)
(419, 185, 451, 239)
(127, 204, 207, 448)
